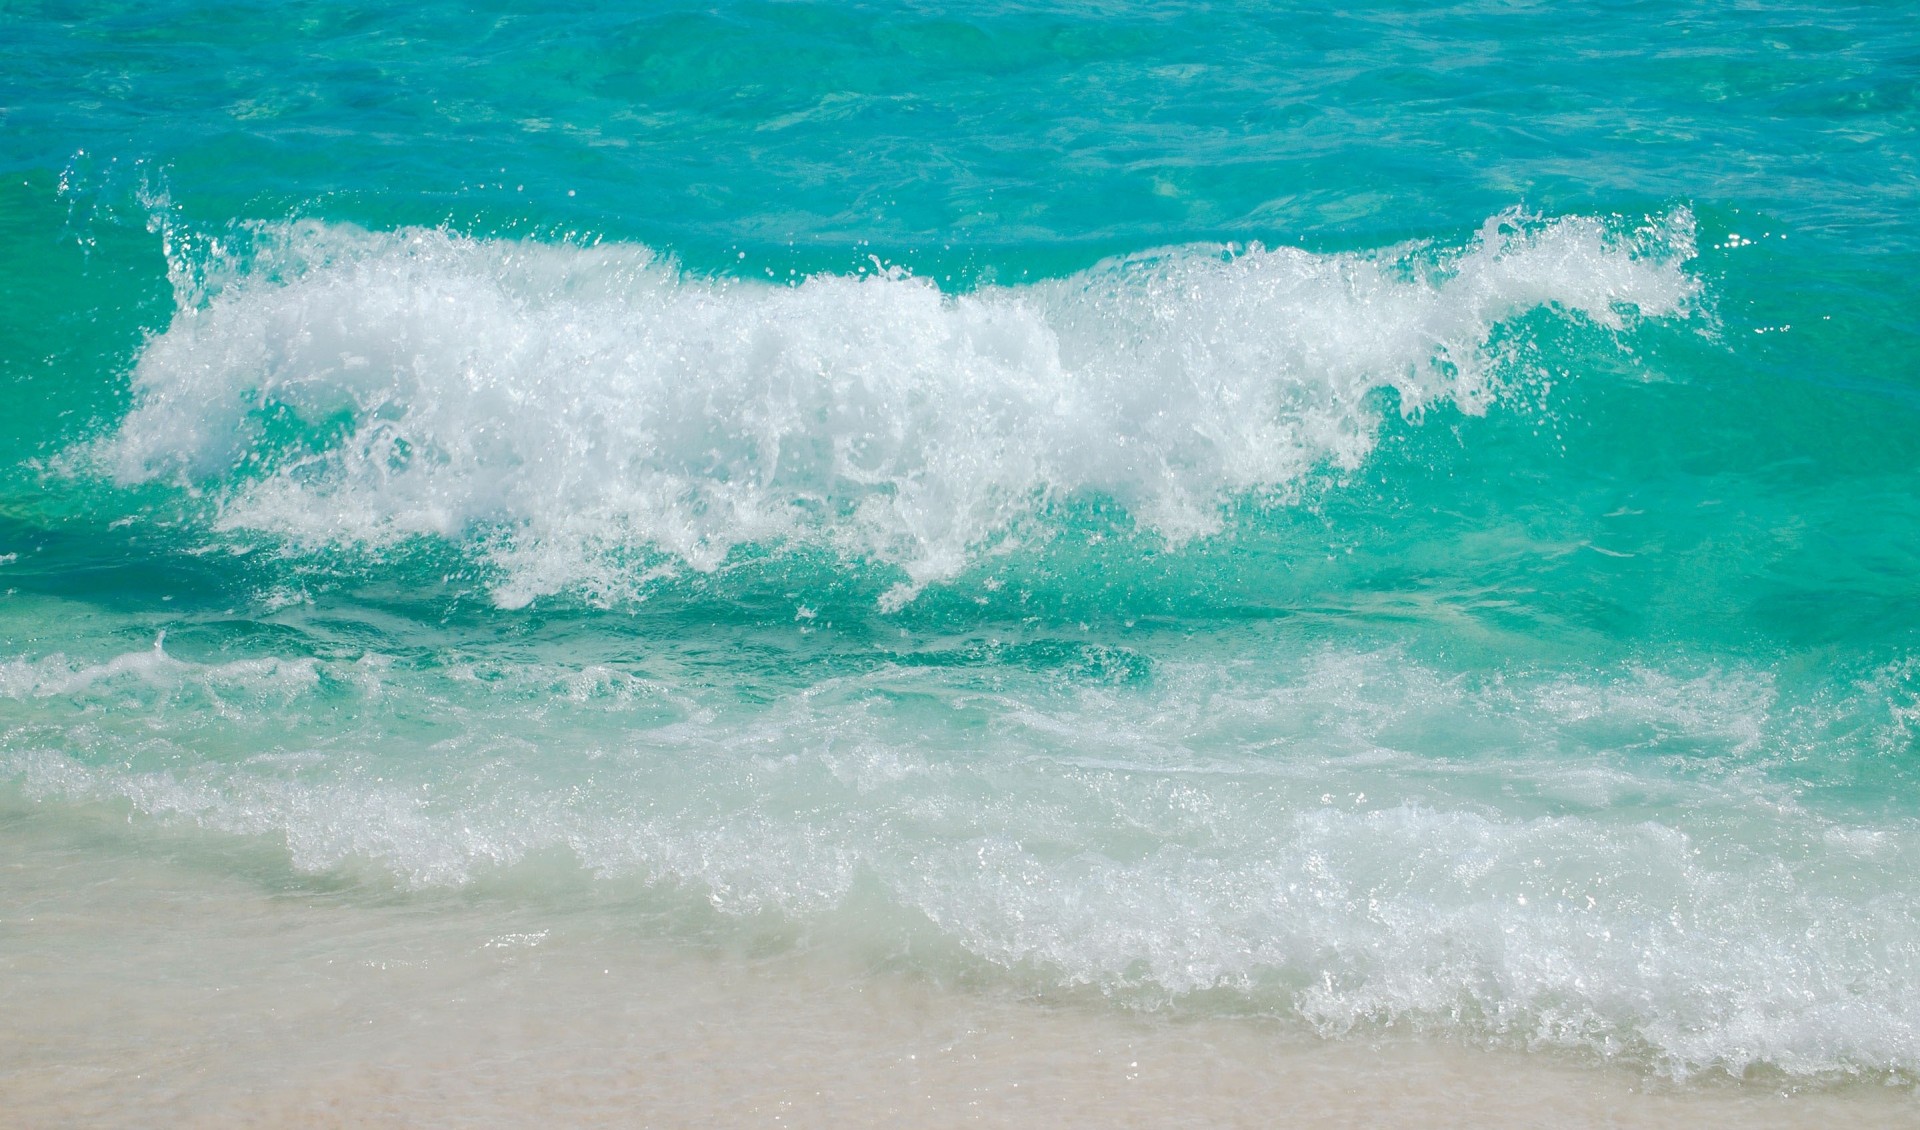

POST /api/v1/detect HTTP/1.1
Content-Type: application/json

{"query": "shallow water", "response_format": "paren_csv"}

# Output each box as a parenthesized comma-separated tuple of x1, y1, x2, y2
(3, 0, 1919, 1105)
(6, 796, 1918, 1127)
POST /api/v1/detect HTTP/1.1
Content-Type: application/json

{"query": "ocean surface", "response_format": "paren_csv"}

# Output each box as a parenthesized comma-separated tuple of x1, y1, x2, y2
(3, 0, 1919, 1094)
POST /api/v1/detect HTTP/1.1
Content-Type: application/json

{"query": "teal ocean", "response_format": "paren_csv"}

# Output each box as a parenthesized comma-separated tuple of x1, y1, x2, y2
(4, 0, 1919, 1085)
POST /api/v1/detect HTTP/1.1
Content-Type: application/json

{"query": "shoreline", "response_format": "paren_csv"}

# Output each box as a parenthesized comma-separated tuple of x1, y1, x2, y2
(4, 797, 1916, 1127)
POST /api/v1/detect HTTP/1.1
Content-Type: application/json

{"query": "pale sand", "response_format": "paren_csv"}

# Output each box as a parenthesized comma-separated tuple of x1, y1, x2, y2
(3, 798, 1916, 1128)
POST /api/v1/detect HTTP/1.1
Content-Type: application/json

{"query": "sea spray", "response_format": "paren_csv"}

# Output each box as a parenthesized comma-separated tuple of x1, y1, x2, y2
(99, 210, 1697, 609)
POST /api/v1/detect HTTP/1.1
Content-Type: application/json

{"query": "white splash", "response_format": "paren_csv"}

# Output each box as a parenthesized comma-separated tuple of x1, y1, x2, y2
(103, 210, 1697, 607)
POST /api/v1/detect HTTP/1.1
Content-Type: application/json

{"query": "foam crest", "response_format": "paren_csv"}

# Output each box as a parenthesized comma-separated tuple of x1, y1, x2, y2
(104, 211, 1696, 607)
(0, 636, 321, 704)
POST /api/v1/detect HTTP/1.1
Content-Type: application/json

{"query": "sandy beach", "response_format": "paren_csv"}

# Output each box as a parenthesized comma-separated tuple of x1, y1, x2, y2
(6, 793, 1915, 1128)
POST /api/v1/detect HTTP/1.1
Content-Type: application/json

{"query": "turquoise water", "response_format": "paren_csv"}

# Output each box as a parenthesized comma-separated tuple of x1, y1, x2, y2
(3, 0, 1919, 1083)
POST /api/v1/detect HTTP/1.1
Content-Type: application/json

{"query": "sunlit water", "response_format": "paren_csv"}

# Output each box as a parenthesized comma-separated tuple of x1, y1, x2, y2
(3, 0, 1918, 1103)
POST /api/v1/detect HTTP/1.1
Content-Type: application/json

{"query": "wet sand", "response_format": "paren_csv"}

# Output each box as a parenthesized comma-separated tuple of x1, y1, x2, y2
(4, 798, 1915, 1128)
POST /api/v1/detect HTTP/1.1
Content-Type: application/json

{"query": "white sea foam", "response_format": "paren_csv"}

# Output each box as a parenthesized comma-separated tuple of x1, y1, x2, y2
(102, 210, 1697, 608)
(0, 635, 321, 705)
(5, 641, 1917, 1080)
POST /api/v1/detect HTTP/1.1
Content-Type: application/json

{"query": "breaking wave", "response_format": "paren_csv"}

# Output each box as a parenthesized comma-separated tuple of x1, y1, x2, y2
(101, 209, 1697, 608)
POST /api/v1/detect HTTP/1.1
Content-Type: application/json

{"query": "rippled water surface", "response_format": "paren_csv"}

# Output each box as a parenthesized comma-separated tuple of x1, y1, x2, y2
(3, 0, 1919, 1088)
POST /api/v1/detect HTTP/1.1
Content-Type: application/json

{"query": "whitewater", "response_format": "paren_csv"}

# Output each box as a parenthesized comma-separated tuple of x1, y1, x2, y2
(101, 209, 1696, 609)
(7, 202, 1915, 1083)
(4, 0, 1919, 1123)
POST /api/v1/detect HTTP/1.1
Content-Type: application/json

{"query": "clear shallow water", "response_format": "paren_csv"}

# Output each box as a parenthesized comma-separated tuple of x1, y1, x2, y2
(3, 0, 1918, 1086)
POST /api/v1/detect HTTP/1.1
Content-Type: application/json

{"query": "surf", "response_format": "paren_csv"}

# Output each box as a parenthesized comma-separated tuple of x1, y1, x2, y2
(97, 209, 1698, 610)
